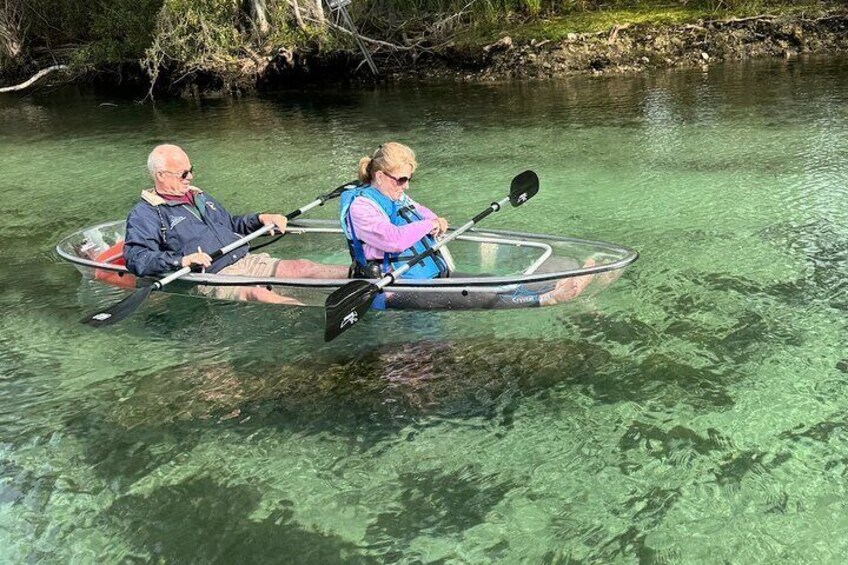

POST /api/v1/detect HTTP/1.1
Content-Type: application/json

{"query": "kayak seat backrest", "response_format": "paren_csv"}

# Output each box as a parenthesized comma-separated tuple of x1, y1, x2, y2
(95, 240, 126, 265)
(94, 241, 136, 289)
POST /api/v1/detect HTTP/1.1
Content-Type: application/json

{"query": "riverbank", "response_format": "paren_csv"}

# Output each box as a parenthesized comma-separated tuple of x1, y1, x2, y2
(2, 4, 847, 96)
(429, 10, 848, 80)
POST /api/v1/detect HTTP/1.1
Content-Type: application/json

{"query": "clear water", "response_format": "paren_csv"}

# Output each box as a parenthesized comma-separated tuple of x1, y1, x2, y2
(1, 56, 847, 563)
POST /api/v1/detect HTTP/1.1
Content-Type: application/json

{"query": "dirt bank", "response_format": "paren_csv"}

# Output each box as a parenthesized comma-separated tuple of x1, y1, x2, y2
(411, 11, 848, 81)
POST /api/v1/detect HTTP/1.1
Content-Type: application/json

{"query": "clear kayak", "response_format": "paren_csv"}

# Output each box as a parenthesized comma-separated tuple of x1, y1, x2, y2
(56, 219, 638, 310)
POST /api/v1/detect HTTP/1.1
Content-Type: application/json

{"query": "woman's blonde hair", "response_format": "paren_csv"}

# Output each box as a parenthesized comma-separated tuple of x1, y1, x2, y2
(357, 141, 418, 183)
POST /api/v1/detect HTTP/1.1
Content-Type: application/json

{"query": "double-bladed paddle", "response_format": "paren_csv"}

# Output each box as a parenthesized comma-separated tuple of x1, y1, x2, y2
(82, 181, 360, 327)
(324, 170, 540, 342)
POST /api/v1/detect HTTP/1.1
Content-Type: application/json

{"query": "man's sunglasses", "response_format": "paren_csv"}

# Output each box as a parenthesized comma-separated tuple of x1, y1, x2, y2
(383, 171, 412, 185)
(161, 166, 194, 180)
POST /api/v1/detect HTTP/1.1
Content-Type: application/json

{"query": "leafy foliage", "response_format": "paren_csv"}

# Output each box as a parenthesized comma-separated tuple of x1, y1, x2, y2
(0, 0, 837, 88)
(141, 0, 314, 91)
(146, 0, 245, 70)
(5, 0, 162, 60)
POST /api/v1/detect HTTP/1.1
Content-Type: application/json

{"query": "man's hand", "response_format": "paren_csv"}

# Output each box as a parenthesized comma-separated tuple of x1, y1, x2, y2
(181, 249, 212, 269)
(258, 213, 288, 235)
(430, 217, 448, 237)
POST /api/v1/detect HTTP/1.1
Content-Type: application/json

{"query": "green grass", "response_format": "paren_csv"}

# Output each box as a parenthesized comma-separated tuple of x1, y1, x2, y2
(454, 1, 834, 46)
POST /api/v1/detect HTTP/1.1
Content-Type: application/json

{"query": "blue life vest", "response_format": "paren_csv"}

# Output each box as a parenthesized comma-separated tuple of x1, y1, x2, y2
(339, 185, 448, 280)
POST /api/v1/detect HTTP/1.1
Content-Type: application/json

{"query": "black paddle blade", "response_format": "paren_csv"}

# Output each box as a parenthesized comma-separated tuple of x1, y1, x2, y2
(324, 279, 379, 342)
(81, 285, 154, 327)
(509, 170, 539, 207)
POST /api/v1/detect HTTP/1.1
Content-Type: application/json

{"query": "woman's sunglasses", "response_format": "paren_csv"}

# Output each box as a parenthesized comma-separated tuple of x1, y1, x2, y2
(161, 166, 194, 180)
(383, 171, 412, 185)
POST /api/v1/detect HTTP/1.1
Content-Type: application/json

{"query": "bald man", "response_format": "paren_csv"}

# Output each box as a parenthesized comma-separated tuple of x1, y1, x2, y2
(123, 144, 347, 303)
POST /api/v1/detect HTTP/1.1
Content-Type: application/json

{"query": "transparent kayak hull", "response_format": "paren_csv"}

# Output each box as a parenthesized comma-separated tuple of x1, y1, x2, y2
(56, 220, 638, 310)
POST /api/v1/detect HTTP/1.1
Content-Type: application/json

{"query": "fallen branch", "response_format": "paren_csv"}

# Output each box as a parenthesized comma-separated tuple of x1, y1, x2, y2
(427, 0, 477, 35)
(710, 14, 777, 26)
(311, 17, 415, 51)
(608, 23, 631, 44)
(0, 64, 68, 93)
(800, 14, 848, 23)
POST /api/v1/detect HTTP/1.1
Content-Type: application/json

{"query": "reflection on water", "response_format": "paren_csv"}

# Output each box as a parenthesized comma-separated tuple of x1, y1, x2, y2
(2, 55, 848, 562)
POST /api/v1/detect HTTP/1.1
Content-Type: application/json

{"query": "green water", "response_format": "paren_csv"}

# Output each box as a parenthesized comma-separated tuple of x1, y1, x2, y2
(2, 56, 847, 563)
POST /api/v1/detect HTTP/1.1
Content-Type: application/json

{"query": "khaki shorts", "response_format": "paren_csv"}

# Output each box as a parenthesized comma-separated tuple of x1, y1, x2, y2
(197, 252, 280, 301)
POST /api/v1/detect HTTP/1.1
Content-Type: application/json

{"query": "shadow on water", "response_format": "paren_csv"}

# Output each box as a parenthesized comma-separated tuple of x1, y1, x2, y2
(53, 315, 753, 506)
(617, 267, 809, 365)
(66, 337, 608, 453)
(759, 218, 848, 312)
(67, 325, 746, 450)
(99, 476, 377, 564)
(365, 466, 520, 557)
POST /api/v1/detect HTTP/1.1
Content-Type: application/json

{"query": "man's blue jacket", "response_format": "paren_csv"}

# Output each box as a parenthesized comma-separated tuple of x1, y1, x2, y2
(123, 188, 262, 277)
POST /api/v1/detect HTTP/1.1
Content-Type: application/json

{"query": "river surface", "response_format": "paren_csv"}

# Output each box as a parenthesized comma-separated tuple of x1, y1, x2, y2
(1, 56, 847, 563)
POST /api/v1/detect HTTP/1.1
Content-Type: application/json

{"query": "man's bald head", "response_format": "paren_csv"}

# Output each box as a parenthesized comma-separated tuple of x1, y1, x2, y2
(148, 144, 193, 194)
(147, 144, 188, 178)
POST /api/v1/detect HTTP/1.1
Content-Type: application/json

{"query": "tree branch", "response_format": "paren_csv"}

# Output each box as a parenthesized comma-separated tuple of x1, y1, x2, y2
(0, 64, 67, 93)
(246, 0, 270, 36)
(1, 0, 25, 60)
(316, 17, 422, 51)
(289, 0, 307, 31)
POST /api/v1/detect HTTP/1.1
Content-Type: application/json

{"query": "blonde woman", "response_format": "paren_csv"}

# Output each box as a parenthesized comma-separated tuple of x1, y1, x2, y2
(339, 142, 593, 309)
(339, 142, 451, 280)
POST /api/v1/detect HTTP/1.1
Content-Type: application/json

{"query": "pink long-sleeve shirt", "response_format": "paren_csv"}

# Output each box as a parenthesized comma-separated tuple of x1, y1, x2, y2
(347, 196, 437, 260)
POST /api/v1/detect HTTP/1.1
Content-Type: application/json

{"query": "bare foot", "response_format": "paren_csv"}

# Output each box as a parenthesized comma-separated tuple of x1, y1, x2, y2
(539, 258, 596, 306)
(594, 268, 623, 289)
(246, 286, 302, 305)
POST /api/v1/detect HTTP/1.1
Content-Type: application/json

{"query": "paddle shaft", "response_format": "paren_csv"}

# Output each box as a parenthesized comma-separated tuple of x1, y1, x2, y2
(374, 195, 510, 290)
(397, 204, 456, 273)
(150, 194, 331, 291)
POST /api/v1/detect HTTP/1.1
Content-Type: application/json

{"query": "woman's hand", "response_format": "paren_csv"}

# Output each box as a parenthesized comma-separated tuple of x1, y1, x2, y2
(258, 213, 288, 235)
(430, 217, 448, 237)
